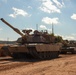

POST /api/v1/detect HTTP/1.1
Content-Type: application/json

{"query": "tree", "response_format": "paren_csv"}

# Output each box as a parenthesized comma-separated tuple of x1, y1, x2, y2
(55, 35, 63, 43)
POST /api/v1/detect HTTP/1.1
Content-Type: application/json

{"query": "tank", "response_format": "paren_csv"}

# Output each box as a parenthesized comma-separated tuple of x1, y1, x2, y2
(0, 44, 6, 57)
(61, 40, 76, 54)
(0, 18, 62, 59)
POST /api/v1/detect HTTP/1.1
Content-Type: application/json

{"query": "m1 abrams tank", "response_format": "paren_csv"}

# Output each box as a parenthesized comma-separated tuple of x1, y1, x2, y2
(61, 40, 76, 54)
(0, 18, 62, 59)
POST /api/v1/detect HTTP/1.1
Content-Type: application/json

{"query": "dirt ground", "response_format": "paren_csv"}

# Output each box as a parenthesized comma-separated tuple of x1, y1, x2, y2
(0, 55, 76, 75)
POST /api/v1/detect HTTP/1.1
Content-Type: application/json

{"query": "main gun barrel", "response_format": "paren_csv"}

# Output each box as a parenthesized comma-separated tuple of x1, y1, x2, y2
(0, 18, 24, 37)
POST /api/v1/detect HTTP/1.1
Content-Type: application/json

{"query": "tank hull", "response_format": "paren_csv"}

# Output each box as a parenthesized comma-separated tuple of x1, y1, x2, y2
(60, 47, 76, 54)
(4, 43, 61, 59)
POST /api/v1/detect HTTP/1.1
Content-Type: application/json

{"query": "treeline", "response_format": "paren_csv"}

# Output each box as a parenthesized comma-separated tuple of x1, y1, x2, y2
(0, 40, 16, 44)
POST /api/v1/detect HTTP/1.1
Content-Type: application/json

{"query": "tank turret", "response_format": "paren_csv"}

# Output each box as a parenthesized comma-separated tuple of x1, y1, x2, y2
(0, 18, 52, 44)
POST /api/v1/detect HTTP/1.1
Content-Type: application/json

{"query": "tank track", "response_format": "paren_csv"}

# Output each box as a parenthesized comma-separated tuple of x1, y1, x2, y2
(28, 46, 60, 60)
(1, 46, 60, 60)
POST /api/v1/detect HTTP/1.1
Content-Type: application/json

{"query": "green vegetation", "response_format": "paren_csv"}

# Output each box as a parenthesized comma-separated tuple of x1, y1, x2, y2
(49, 33, 63, 43)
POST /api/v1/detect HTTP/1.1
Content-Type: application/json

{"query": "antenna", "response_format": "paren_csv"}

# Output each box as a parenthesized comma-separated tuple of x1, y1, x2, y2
(52, 23, 54, 34)
(36, 24, 38, 30)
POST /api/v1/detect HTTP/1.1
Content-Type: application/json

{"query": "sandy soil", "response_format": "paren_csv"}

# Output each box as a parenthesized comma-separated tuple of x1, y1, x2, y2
(0, 55, 76, 75)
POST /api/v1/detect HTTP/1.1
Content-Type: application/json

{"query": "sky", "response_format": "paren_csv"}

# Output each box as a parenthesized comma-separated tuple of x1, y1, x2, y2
(0, 0, 76, 41)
